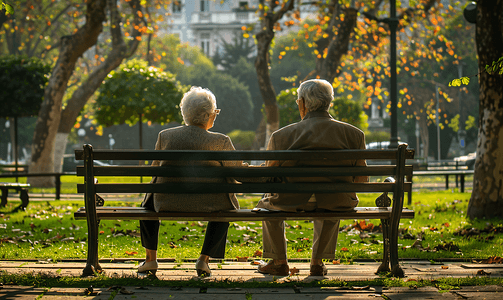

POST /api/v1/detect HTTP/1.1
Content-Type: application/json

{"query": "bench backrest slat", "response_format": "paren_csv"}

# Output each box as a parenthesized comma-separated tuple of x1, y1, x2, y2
(77, 182, 397, 194)
(76, 165, 413, 177)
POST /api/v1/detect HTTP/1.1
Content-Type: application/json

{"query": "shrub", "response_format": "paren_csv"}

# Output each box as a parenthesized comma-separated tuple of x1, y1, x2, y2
(227, 130, 256, 150)
(365, 130, 390, 143)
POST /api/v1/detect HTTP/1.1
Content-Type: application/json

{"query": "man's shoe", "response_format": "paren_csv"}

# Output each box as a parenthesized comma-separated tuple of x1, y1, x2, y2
(257, 260, 289, 276)
(310, 263, 327, 276)
(137, 260, 158, 275)
(196, 259, 211, 277)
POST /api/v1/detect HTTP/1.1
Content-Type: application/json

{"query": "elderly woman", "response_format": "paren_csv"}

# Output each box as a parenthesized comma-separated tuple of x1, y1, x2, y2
(137, 86, 243, 277)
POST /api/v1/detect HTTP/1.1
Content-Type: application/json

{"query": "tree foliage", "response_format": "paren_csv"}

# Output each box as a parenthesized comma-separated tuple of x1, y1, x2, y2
(275, 87, 368, 131)
(0, 55, 51, 117)
(0, 0, 82, 60)
(212, 32, 255, 70)
(449, 55, 503, 86)
(94, 59, 186, 127)
(178, 61, 255, 133)
(1, 1, 13, 15)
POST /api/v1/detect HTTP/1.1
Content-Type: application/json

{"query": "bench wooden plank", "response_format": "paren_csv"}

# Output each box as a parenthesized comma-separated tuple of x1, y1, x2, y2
(76, 165, 412, 177)
(0, 183, 30, 188)
(74, 207, 415, 221)
(77, 182, 398, 194)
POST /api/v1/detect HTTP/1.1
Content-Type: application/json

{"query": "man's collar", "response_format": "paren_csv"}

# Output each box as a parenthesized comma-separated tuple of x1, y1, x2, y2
(302, 110, 333, 120)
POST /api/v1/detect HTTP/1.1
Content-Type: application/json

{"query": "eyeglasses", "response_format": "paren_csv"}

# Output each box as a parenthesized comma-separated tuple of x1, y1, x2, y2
(214, 109, 221, 115)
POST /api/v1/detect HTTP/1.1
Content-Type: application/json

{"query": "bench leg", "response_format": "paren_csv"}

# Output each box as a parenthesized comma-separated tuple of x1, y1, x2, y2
(12, 189, 29, 212)
(376, 219, 391, 274)
(82, 220, 102, 277)
(0, 188, 7, 208)
(389, 217, 405, 278)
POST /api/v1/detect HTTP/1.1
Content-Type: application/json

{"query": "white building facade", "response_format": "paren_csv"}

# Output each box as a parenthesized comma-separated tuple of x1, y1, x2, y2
(163, 0, 259, 57)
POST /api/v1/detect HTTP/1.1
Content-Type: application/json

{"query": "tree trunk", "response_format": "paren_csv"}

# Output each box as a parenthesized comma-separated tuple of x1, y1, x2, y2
(467, 0, 503, 219)
(418, 118, 429, 161)
(251, 117, 266, 150)
(315, 2, 358, 84)
(54, 0, 143, 173)
(28, 0, 107, 187)
(255, 28, 279, 147)
(254, 0, 295, 147)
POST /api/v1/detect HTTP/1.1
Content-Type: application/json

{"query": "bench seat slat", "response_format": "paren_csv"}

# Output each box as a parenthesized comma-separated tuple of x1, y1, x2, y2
(0, 183, 30, 188)
(74, 207, 414, 221)
(77, 182, 397, 194)
(77, 165, 412, 177)
(75, 149, 414, 161)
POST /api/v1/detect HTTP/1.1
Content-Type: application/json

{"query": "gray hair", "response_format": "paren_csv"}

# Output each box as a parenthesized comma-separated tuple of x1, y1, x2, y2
(298, 79, 334, 112)
(180, 86, 217, 126)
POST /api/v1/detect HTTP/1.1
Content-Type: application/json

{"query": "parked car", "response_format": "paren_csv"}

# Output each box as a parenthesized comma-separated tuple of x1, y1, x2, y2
(454, 152, 476, 170)
(365, 141, 408, 149)
(62, 154, 111, 172)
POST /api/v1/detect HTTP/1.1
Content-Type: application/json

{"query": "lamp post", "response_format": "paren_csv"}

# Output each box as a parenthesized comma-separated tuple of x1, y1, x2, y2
(108, 134, 115, 165)
(388, 0, 399, 149)
(435, 84, 441, 161)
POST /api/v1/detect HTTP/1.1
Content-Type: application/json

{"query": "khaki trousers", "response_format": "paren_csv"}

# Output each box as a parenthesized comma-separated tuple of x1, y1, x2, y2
(262, 218, 340, 260)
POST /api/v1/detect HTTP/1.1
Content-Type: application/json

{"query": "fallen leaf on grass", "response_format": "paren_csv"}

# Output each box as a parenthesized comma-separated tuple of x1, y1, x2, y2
(236, 256, 248, 262)
(332, 259, 340, 265)
(434, 242, 460, 252)
(340, 247, 349, 252)
(83, 285, 99, 296)
(99, 231, 105, 234)
(289, 267, 299, 276)
(479, 256, 503, 264)
(355, 220, 374, 231)
(125, 251, 138, 256)
(253, 250, 263, 257)
(476, 270, 491, 276)
(120, 287, 134, 295)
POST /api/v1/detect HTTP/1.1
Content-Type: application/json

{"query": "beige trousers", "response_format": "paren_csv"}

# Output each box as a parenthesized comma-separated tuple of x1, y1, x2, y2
(262, 219, 340, 260)
(261, 195, 341, 260)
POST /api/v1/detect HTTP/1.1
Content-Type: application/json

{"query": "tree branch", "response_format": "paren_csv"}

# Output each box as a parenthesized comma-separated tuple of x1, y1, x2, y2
(58, 0, 143, 133)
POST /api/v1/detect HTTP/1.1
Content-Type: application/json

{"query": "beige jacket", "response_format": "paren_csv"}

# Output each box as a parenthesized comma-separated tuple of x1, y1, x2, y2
(142, 125, 241, 212)
(256, 111, 368, 212)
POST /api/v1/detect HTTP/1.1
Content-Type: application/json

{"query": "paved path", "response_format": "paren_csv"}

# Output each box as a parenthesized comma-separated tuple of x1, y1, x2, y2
(1, 260, 503, 299)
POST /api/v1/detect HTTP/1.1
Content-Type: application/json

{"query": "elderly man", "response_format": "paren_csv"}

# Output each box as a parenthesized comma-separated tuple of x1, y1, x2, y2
(256, 79, 368, 276)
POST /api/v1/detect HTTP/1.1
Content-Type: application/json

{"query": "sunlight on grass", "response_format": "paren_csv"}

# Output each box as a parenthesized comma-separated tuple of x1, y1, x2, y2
(1, 191, 502, 263)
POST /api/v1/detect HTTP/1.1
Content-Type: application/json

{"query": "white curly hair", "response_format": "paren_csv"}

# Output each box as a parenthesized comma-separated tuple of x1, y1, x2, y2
(180, 86, 217, 126)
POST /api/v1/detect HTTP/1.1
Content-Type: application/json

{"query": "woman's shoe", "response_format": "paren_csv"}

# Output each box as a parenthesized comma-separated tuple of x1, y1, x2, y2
(195, 259, 211, 277)
(137, 260, 158, 275)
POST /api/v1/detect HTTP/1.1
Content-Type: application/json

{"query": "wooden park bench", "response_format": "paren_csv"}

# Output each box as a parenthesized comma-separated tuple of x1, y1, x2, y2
(0, 182, 30, 212)
(74, 144, 415, 277)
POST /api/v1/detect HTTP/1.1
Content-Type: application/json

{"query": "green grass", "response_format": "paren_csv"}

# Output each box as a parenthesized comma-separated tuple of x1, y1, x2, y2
(1, 271, 503, 289)
(1, 190, 502, 262)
